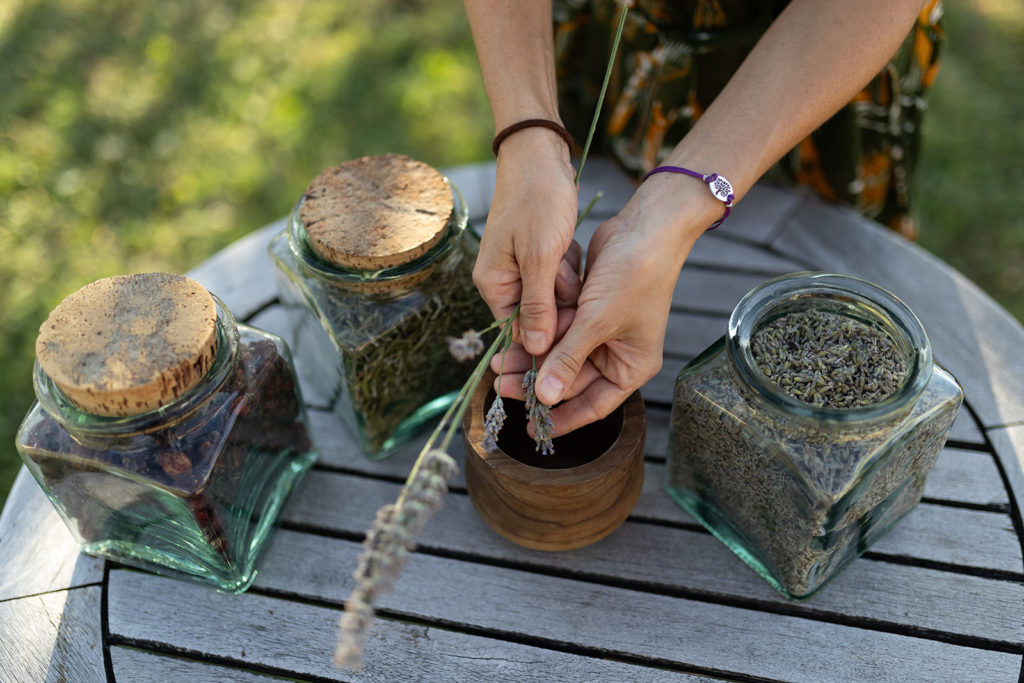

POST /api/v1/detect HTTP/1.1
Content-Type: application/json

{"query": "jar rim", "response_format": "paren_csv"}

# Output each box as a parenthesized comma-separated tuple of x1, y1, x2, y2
(285, 178, 469, 287)
(33, 295, 241, 435)
(727, 272, 933, 422)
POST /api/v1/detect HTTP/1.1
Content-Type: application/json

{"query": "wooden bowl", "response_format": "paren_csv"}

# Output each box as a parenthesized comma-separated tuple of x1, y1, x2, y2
(462, 370, 645, 551)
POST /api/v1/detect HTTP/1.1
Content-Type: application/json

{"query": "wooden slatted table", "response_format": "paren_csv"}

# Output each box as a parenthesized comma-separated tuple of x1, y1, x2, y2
(2, 159, 1023, 682)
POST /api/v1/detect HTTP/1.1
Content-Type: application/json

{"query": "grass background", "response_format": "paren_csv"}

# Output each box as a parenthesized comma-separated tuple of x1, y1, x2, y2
(1, 0, 1021, 508)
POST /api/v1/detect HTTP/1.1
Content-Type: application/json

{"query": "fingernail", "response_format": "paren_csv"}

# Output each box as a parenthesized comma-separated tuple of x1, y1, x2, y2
(538, 376, 563, 404)
(524, 331, 546, 354)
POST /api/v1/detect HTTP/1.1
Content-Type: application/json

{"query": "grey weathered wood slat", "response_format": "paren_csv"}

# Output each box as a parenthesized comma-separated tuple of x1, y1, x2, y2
(305, 398, 998, 519)
(286, 458, 1023, 577)
(635, 459, 1022, 575)
(441, 161, 494, 224)
(107, 570, 714, 683)
(662, 310, 728, 359)
(672, 268, 774, 316)
(687, 231, 807, 274)
(572, 219, 805, 277)
(303, 430, 1021, 576)
(987, 424, 1024, 539)
(186, 219, 283, 321)
(771, 196, 1024, 431)
(868, 501, 1022, 573)
(713, 182, 811, 246)
(248, 533, 1022, 681)
(0, 468, 104, 602)
(946, 405, 988, 445)
(110, 648, 289, 683)
(575, 157, 639, 219)
(923, 447, 1011, 508)
(279, 472, 1024, 645)
(0, 586, 106, 683)
(107, 544, 1024, 682)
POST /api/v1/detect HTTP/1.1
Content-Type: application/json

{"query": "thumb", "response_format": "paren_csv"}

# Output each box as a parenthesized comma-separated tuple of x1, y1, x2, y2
(535, 316, 603, 405)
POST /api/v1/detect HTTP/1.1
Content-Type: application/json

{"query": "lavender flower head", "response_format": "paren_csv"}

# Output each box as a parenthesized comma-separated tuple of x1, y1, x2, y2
(522, 369, 556, 456)
(334, 448, 458, 670)
(446, 329, 485, 362)
(482, 396, 506, 453)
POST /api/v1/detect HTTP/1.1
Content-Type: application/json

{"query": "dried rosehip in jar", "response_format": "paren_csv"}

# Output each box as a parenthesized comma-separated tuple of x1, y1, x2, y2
(16, 273, 316, 592)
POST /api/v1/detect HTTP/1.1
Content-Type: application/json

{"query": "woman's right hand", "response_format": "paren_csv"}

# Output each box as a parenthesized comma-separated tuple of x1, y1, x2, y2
(473, 126, 580, 357)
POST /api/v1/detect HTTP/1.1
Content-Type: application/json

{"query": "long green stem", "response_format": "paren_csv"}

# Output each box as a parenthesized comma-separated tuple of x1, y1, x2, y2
(395, 307, 517, 505)
(575, 2, 629, 188)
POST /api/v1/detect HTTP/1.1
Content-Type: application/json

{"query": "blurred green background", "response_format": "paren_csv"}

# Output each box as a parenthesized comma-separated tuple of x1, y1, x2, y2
(1, 0, 1021, 508)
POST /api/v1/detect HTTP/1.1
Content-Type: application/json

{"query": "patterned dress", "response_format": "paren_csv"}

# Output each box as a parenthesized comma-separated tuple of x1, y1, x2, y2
(554, 0, 944, 238)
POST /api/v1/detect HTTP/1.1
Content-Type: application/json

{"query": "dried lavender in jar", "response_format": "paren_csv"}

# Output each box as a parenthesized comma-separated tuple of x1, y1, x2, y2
(751, 309, 907, 408)
(666, 273, 963, 599)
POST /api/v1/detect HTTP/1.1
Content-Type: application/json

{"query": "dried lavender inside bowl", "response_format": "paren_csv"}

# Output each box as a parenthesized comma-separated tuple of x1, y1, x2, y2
(751, 309, 908, 408)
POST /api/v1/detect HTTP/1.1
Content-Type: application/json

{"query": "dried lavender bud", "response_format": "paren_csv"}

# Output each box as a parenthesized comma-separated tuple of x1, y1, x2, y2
(446, 329, 485, 362)
(482, 396, 506, 453)
(751, 309, 907, 408)
(523, 369, 556, 455)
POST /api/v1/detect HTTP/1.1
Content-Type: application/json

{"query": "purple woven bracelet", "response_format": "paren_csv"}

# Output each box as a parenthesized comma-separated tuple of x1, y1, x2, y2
(641, 165, 736, 231)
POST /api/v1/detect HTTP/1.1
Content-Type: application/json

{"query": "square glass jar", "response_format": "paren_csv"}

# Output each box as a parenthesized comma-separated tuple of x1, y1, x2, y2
(269, 156, 492, 458)
(665, 273, 963, 599)
(16, 282, 316, 593)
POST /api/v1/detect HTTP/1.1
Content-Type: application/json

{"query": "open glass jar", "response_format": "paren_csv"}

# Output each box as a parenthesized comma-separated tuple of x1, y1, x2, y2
(665, 272, 963, 599)
(15, 273, 315, 593)
(269, 154, 491, 458)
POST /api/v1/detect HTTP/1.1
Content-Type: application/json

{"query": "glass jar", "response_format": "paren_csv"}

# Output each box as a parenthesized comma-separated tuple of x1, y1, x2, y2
(665, 272, 963, 599)
(269, 155, 492, 458)
(15, 273, 316, 593)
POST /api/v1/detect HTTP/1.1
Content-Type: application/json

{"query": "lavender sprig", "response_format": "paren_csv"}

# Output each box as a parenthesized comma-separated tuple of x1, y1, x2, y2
(336, 310, 514, 670)
(334, 448, 457, 669)
(523, 368, 556, 455)
(336, 2, 629, 668)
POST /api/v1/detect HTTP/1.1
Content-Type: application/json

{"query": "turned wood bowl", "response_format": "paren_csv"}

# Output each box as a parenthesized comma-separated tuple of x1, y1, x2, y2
(462, 370, 646, 551)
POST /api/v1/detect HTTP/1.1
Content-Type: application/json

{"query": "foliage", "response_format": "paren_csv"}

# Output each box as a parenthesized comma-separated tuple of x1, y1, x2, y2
(917, 0, 1024, 322)
(0, 0, 491, 507)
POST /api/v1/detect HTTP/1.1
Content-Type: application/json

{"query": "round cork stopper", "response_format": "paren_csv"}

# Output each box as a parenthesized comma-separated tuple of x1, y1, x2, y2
(35, 273, 219, 418)
(299, 154, 453, 270)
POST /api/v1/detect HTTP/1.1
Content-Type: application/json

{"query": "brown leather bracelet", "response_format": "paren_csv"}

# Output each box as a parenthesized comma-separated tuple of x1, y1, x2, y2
(491, 119, 575, 157)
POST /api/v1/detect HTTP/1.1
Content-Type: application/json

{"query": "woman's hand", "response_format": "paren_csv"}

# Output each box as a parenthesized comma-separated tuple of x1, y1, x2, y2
(492, 176, 719, 436)
(473, 128, 579, 356)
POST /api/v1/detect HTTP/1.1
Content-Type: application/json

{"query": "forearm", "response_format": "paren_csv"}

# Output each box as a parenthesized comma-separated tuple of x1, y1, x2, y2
(672, 0, 928, 199)
(463, 0, 560, 129)
(629, 0, 928, 254)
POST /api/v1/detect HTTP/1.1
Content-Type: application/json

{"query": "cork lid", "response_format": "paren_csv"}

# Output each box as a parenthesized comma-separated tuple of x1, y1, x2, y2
(299, 154, 453, 270)
(35, 273, 219, 418)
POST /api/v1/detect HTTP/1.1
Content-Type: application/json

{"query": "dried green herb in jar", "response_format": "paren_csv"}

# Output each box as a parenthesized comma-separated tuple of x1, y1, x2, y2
(269, 155, 492, 458)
